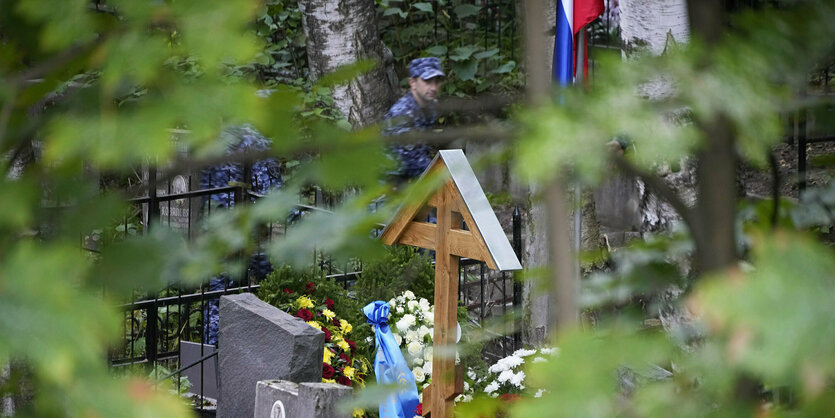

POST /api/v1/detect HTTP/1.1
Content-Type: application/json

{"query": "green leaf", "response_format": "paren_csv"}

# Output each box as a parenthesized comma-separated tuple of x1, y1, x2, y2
(453, 4, 481, 19)
(452, 58, 478, 81)
(490, 60, 516, 74)
(474, 48, 500, 60)
(383, 7, 408, 18)
(425, 45, 448, 56)
(413, 2, 433, 13)
(316, 59, 378, 87)
(449, 45, 478, 62)
(696, 233, 835, 385)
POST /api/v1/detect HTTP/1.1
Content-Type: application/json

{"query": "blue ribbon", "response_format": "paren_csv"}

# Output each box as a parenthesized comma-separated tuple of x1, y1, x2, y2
(363, 301, 420, 418)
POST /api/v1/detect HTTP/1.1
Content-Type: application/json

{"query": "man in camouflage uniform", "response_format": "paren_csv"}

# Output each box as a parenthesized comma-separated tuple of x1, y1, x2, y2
(383, 57, 445, 180)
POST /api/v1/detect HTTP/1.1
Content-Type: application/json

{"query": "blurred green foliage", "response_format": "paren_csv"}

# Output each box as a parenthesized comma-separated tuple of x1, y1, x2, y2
(0, 0, 388, 414)
(1, 0, 834, 416)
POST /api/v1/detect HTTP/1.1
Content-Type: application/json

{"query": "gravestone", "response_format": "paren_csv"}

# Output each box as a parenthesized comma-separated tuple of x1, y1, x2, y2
(179, 341, 218, 400)
(254, 380, 352, 418)
(217, 293, 324, 418)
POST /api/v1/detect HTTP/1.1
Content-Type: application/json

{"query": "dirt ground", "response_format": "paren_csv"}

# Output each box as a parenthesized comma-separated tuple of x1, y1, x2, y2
(740, 140, 835, 200)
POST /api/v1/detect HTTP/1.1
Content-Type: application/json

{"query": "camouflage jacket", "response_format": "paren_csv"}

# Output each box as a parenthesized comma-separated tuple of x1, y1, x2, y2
(382, 91, 438, 178)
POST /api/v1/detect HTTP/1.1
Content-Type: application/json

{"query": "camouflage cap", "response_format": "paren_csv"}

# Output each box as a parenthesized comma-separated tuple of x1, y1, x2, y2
(409, 57, 445, 80)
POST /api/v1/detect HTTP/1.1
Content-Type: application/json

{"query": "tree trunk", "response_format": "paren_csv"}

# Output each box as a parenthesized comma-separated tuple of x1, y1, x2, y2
(620, 0, 690, 56)
(599, 0, 694, 238)
(687, 0, 738, 274)
(298, 0, 396, 128)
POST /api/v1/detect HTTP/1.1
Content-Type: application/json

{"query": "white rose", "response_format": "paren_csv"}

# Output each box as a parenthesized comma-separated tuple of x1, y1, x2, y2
(412, 366, 425, 383)
(423, 361, 432, 376)
(395, 305, 404, 314)
(407, 341, 422, 355)
(424, 311, 434, 323)
(406, 330, 419, 342)
(401, 314, 416, 328)
(394, 333, 402, 346)
(413, 356, 424, 366)
(404, 290, 415, 299)
(423, 347, 433, 361)
(388, 298, 396, 307)
(418, 325, 431, 339)
(419, 298, 430, 310)
(407, 300, 419, 311)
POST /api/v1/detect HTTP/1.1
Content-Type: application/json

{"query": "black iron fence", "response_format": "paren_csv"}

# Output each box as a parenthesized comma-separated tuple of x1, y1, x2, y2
(106, 164, 525, 411)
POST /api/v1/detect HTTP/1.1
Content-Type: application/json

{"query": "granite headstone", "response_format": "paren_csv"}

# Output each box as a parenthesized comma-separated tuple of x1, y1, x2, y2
(217, 293, 324, 418)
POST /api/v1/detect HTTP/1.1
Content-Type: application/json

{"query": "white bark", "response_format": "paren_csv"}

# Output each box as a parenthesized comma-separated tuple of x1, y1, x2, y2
(298, 0, 396, 128)
(619, 0, 689, 56)
(611, 0, 695, 232)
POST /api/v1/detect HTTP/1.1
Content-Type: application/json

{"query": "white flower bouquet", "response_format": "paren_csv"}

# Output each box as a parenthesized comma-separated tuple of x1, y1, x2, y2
(480, 347, 558, 398)
(387, 291, 434, 386)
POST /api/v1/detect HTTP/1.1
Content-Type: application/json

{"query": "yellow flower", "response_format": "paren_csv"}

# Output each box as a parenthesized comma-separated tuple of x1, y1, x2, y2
(306, 321, 322, 330)
(352, 408, 364, 418)
(323, 348, 335, 365)
(296, 296, 314, 309)
(322, 309, 336, 320)
(336, 338, 350, 352)
(323, 378, 336, 384)
(340, 319, 352, 334)
(343, 366, 356, 379)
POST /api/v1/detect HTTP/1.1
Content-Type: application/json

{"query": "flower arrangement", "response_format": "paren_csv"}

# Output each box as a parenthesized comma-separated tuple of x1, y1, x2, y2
(387, 290, 435, 390)
(293, 292, 371, 388)
(481, 347, 558, 399)
(257, 266, 372, 389)
(386, 290, 481, 415)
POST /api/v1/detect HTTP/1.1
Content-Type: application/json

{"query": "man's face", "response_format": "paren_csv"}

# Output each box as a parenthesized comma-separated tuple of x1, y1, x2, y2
(409, 76, 444, 107)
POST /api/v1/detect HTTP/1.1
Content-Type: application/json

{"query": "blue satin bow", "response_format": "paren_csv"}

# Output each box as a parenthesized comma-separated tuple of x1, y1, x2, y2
(363, 301, 420, 418)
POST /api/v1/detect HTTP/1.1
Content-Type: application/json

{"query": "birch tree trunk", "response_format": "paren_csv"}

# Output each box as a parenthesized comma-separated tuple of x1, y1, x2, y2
(597, 0, 693, 236)
(298, 0, 396, 128)
(620, 0, 690, 56)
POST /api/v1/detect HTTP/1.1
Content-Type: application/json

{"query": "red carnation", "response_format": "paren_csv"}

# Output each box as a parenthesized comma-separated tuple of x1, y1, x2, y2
(332, 317, 341, 327)
(296, 308, 313, 321)
(283, 288, 294, 294)
(322, 327, 332, 342)
(345, 338, 356, 352)
(499, 393, 522, 403)
(305, 281, 315, 293)
(336, 375, 351, 386)
(322, 363, 335, 379)
(325, 298, 335, 310)
(415, 403, 422, 415)
(339, 353, 350, 363)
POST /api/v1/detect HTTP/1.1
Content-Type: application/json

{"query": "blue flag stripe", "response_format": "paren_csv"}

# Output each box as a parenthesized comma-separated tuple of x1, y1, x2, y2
(553, 0, 574, 85)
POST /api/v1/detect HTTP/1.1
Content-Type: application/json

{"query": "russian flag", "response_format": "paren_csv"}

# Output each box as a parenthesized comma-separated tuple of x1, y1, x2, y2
(552, 0, 604, 86)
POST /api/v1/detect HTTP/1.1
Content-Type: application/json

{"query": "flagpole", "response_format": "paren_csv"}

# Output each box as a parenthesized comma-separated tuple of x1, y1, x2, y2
(573, 25, 585, 302)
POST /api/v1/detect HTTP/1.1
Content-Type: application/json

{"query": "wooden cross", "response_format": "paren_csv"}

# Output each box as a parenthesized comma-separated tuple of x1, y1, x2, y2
(380, 150, 522, 418)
